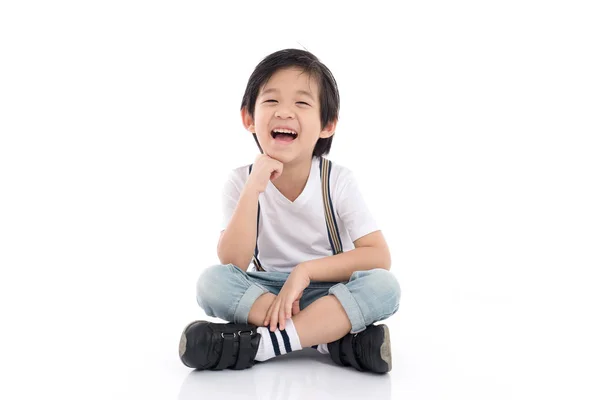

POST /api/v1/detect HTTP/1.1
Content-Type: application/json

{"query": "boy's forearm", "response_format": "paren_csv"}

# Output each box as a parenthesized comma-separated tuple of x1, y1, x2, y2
(217, 185, 260, 271)
(300, 246, 391, 282)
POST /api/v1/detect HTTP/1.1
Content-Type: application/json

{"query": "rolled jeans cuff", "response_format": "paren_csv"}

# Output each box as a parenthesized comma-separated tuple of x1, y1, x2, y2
(329, 283, 367, 334)
(233, 283, 268, 324)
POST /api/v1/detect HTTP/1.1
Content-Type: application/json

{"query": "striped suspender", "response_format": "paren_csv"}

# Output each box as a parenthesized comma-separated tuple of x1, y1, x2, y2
(248, 164, 265, 272)
(319, 157, 344, 255)
(249, 157, 344, 272)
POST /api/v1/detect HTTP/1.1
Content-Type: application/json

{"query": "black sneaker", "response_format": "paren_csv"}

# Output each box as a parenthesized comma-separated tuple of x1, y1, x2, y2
(327, 324, 392, 374)
(179, 320, 261, 370)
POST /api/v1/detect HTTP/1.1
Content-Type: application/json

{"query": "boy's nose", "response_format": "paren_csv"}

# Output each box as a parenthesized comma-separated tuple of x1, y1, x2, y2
(274, 107, 295, 119)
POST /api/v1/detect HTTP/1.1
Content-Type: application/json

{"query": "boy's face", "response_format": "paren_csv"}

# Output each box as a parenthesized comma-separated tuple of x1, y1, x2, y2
(242, 67, 335, 164)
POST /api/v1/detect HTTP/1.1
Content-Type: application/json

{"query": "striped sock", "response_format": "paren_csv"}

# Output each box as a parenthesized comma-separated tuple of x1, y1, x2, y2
(254, 318, 302, 362)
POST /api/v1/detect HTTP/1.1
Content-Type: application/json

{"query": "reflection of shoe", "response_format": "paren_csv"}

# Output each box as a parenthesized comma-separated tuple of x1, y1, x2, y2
(327, 324, 392, 374)
(179, 320, 261, 370)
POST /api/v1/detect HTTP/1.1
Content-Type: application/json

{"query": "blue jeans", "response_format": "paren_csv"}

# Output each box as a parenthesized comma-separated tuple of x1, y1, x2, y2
(196, 264, 401, 334)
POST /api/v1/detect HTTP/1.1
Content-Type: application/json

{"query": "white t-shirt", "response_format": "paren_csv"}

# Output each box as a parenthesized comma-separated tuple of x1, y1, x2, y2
(221, 156, 379, 272)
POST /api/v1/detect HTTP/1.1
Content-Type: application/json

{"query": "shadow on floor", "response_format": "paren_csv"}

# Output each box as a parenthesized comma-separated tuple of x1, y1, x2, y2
(178, 348, 392, 399)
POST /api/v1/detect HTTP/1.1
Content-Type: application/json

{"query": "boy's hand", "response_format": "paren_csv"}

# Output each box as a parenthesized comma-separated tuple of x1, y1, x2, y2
(264, 264, 310, 332)
(247, 154, 284, 194)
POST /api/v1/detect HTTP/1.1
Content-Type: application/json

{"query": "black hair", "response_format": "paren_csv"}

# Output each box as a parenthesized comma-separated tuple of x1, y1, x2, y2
(240, 49, 340, 157)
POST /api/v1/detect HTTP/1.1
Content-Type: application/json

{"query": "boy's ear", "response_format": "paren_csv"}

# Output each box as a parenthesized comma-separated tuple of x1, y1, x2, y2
(241, 107, 255, 133)
(319, 119, 337, 139)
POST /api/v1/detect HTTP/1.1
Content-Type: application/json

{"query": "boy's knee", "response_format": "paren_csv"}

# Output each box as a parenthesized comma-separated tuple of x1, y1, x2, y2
(373, 269, 401, 305)
(356, 269, 401, 313)
(372, 269, 401, 319)
(196, 264, 235, 314)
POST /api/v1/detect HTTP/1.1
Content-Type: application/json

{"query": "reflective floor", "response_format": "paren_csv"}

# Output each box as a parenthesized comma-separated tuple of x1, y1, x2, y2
(178, 349, 392, 400)
(4, 272, 592, 399)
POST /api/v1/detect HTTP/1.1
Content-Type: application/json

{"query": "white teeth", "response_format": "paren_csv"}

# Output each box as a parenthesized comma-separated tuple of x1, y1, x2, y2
(272, 128, 297, 136)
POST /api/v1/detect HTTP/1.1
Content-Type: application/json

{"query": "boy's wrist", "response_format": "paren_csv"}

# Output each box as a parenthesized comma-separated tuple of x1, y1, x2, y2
(297, 261, 315, 280)
(241, 184, 261, 199)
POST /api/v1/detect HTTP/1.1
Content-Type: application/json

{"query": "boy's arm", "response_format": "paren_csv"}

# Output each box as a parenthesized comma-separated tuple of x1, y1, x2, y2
(299, 230, 392, 282)
(217, 185, 260, 272)
(217, 155, 284, 272)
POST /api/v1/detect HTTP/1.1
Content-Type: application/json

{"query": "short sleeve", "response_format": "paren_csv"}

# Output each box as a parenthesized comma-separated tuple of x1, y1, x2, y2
(221, 168, 247, 232)
(334, 169, 379, 242)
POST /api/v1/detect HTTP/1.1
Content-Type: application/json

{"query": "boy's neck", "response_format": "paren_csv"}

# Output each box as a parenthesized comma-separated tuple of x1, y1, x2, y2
(271, 156, 314, 201)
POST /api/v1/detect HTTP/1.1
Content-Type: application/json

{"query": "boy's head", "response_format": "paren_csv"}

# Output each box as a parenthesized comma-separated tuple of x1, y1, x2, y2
(240, 49, 339, 164)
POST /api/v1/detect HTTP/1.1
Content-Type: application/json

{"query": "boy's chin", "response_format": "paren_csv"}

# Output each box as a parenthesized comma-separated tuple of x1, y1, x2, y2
(265, 151, 308, 165)
(264, 150, 291, 163)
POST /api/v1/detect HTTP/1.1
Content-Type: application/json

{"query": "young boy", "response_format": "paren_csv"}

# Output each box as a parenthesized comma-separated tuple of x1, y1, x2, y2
(179, 49, 401, 374)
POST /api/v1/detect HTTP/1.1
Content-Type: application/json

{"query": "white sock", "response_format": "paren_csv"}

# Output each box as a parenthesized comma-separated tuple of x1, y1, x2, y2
(255, 318, 303, 362)
(316, 343, 330, 355)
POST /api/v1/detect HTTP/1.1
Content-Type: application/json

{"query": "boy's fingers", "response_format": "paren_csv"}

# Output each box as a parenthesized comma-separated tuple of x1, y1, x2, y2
(264, 303, 273, 326)
(266, 303, 273, 327)
(279, 307, 286, 331)
(266, 295, 281, 326)
(282, 294, 292, 318)
(269, 307, 276, 331)
(292, 300, 300, 315)
(271, 170, 281, 181)
(270, 301, 280, 332)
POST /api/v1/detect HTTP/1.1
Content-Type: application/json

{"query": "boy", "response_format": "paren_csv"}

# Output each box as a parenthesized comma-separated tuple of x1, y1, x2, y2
(179, 49, 401, 374)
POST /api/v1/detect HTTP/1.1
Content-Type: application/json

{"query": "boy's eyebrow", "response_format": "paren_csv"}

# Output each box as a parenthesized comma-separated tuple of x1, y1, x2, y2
(260, 88, 315, 101)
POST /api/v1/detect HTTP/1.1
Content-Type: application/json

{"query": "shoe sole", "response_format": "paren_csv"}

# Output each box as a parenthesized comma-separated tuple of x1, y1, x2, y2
(179, 320, 200, 368)
(380, 325, 392, 372)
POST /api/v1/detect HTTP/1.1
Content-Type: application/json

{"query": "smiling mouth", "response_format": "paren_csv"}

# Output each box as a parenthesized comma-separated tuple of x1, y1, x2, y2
(271, 129, 298, 140)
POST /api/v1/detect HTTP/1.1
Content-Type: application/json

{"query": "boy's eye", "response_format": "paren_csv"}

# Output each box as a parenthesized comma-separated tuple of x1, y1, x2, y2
(297, 102, 310, 106)
(264, 99, 277, 103)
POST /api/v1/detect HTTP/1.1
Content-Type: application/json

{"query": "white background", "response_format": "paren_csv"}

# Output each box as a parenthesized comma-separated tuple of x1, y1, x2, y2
(1, 1, 599, 399)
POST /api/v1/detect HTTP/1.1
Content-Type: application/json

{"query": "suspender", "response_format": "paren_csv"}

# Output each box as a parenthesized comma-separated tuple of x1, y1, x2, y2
(319, 157, 344, 256)
(248, 164, 265, 272)
(249, 157, 344, 272)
